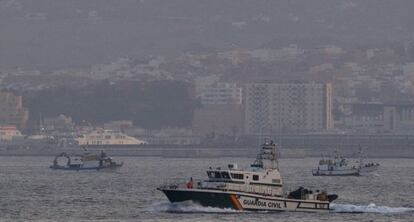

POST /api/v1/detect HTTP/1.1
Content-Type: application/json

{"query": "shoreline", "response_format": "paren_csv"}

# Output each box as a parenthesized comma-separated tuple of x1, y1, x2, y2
(1, 146, 413, 158)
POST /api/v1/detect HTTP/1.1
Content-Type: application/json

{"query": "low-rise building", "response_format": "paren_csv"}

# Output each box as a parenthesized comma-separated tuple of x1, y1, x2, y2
(341, 103, 414, 133)
(103, 120, 134, 132)
(0, 125, 23, 141)
(43, 114, 75, 132)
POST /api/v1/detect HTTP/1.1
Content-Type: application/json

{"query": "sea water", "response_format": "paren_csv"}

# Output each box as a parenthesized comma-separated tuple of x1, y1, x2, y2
(0, 156, 413, 221)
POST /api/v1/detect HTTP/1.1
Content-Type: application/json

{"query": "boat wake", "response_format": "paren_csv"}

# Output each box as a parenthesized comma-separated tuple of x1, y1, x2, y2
(151, 202, 413, 214)
(372, 172, 381, 177)
(331, 203, 414, 214)
(151, 201, 240, 214)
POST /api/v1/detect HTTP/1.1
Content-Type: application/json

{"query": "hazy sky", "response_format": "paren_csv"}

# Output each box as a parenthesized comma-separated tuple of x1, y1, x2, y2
(1, 0, 414, 70)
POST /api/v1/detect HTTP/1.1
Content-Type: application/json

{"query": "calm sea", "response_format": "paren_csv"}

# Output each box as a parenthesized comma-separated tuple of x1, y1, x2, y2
(0, 156, 413, 222)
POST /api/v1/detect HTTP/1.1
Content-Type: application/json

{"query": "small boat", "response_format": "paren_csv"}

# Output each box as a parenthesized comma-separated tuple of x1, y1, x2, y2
(312, 149, 379, 176)
(158, 140, 338, 212)
(50, 150, 123, 171)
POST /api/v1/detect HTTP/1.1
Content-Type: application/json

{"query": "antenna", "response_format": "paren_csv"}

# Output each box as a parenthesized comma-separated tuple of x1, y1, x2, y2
(358, 144, 365, 168)
(258, 127, 263, 147)
(39, 112, 44, 133)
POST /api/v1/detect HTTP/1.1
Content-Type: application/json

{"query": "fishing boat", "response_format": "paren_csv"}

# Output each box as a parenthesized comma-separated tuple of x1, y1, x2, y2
(158, 140, 338, 212)
(50, 150, 123, 171)
(312, 150, 379, 176)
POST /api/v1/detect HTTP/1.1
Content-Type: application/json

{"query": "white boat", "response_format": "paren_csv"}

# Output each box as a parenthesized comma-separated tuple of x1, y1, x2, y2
(50, 150, 123, 171)
(75, 129, 147, 147)
(312, 150, 379, 176)
(158, 140, 338, 212)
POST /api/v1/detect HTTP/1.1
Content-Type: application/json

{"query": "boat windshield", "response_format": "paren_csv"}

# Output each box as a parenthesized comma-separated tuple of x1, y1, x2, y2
(207, 171, 231, 180)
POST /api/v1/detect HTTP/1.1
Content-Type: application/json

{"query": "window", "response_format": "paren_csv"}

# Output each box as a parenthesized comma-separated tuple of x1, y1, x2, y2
(272, 179, 280, 184)
(221, 172, 230, 179)
(214, 172, 222, 179)
(253, 175, 259, 181)
(231, 173, 244, 180)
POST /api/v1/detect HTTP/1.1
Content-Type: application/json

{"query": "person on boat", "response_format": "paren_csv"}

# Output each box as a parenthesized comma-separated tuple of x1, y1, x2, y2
(317, 191, 328, 201)
(186, 177, 194, 189)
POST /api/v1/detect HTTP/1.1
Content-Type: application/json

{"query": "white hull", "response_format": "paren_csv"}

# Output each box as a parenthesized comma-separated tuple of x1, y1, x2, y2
(313, 165, 378, 176)
(312, 168, 359, 176)
(236, 192, 330, 212)
(160, 188, 331, 212)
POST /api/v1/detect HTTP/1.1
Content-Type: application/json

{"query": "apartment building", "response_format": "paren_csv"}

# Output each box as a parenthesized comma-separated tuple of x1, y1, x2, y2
(244, 83, 333, 134)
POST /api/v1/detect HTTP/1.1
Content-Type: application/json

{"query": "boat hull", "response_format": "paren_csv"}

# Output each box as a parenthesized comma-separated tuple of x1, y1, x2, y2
(49, 163, 123, 171)
(359, 165, 379, 175)
(158, 188, 330, 212)
(312, 168, 359, 176)
(312, 165, 378, 176)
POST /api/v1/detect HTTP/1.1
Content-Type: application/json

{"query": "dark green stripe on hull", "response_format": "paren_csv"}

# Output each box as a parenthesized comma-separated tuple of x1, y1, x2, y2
(161, 189, 236, 209)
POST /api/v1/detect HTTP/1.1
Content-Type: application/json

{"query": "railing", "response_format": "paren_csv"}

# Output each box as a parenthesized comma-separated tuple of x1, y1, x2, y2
(159, 178, 282, 197)
(158, 178, 189, 189)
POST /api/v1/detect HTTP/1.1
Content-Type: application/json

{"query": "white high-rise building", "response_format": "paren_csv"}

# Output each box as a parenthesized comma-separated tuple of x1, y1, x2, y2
(244, 83, 333, 134)
(199, 83, 242, 105)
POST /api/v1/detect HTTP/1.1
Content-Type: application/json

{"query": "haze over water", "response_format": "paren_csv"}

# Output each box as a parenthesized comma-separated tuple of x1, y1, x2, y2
(0, 156, 413, 221)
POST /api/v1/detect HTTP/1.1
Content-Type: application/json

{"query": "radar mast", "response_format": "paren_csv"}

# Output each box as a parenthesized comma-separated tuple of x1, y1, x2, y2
(251, 139, 279, 170)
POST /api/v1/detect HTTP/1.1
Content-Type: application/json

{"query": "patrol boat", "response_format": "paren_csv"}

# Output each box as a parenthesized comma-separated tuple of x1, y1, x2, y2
(158, 140, 338, 212)
(50, 150, 123, 171)
(312, 150, 379, 176)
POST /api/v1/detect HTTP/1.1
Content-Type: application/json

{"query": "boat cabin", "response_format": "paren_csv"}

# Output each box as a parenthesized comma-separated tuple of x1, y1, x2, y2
(204, 163, 283, 196)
